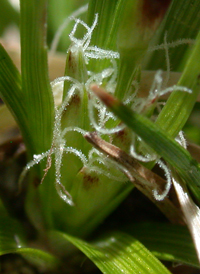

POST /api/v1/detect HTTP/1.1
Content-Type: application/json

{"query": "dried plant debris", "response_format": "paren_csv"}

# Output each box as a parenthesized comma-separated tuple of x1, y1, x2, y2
(85, 132, 184, 225)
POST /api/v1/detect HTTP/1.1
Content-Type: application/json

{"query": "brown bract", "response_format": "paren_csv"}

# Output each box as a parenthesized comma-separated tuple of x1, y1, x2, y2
(141, 0, 171, 29)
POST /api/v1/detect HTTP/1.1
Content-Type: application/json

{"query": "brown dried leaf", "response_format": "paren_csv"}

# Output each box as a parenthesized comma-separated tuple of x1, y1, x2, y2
(85, 132, 184, 225)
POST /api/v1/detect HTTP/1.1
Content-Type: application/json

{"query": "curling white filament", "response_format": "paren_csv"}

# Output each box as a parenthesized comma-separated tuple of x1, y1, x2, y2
(19, 11, 194, 207)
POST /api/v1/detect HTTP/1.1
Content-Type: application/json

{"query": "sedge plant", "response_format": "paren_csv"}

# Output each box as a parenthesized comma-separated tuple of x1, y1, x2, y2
(1, 0, 200, 273)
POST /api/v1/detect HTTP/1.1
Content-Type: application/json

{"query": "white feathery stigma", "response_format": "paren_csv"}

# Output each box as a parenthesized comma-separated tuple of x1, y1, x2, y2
(19, 12, 194, 207)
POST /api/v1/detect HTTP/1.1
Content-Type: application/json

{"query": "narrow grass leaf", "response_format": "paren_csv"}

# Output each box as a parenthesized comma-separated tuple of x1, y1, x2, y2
(0, 44, 28, 137)
(87, 0, 124, 51)
(155, 30, 200, 138)
(91, 85, 200, 203)
(145, 0, 200, 71)
(20, 0, 54, 156)
(20, 0, 56, 231)
(49, 230, 171, 274)
(115, 0, 171, 100)
(123, 222, 199, 268)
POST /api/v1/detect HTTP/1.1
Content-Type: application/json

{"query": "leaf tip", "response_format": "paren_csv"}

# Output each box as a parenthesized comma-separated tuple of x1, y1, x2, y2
(90, 84, 118, 108)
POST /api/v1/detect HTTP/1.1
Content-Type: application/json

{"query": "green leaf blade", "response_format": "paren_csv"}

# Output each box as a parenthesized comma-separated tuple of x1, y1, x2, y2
(155, 30, 200, 138)
(0, 44, 28, 137)
(124, 223, 199, 268)
(145, 0, 200, 71)
(91, 85, 200, 203)
(50, 230, 171, 274)
(20, 0, 54, 156)
(19, 0, 56, 231)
